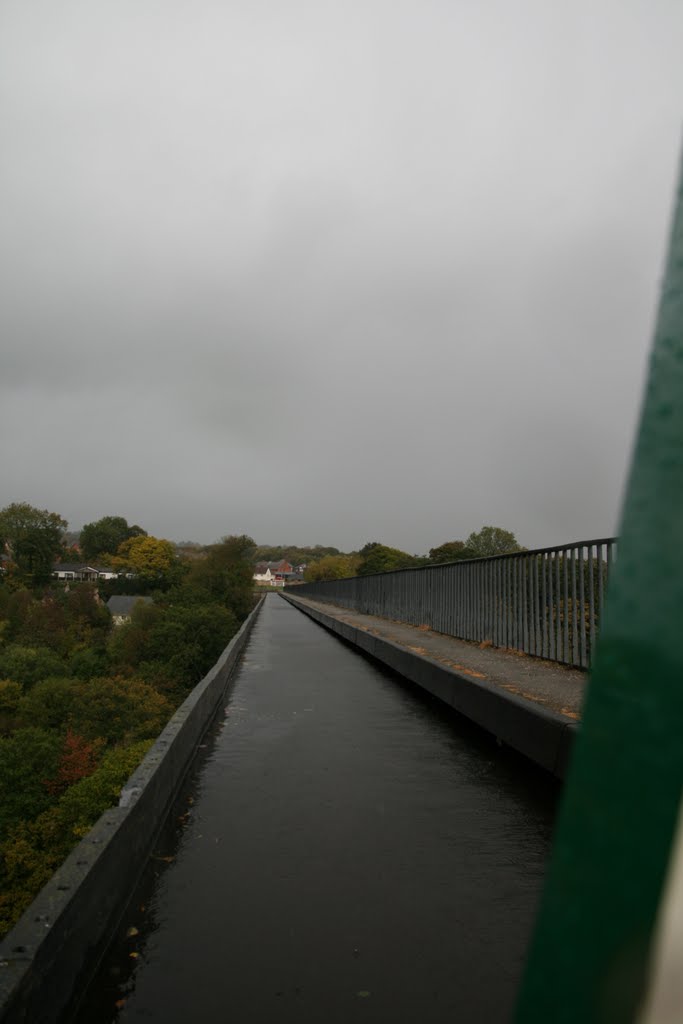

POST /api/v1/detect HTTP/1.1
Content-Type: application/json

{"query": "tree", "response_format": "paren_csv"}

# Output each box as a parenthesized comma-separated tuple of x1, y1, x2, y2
(111, 535, 179, 585)
(0, 645, 68, 689)
(305, 555, 360, 582)
(79, 516, 146, 562)
(0, 503, 67, 585)
(5, 591, 67, 652)
(0, 727, 63, 834)
(429, 541, 469, 564)
(0, 739, 151, 934)
(108, 598, 238, 702)
(68, 677, 171, 746)
(0, 585, 110, 660)
(189, 535, 256, 620)
(44, 730, 104, 797)
(253, 544, 340, 566)
(464, 526, 521, 558)
(0, 681, 22, 737)
(17, 677, 77, 732)
(137, 603, 238, 688)
(357, 543, 425, 576)
(19, 675, 171, 746)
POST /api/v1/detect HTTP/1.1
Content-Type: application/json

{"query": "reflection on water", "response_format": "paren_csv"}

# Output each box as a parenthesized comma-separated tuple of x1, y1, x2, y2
(70, 596, 557, 1024)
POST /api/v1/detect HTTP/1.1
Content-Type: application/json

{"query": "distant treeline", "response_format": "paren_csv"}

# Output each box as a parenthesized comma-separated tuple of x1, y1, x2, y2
(303, 527, 522, 582)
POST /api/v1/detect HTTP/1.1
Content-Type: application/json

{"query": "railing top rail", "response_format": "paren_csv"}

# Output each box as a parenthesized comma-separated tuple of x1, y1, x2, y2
(301, 537, 619, 584)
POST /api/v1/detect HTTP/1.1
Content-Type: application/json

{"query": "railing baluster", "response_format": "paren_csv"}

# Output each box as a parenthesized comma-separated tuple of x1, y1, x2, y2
(553, 552, 559, 661)
(535, 555, 541, 657)
(588, 544, 596, 665)
(562, 552, 569, 663)
(571, 548, 579, 666)
(506, 559, 511, 649)
(528, 557, 532, 651)
(548, 554, 555, 660)
(579, 545, 587, 668)
(541, 554, 548, 658)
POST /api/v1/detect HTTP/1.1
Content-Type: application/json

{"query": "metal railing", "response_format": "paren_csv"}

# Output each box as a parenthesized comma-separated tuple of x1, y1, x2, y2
(293, 538, 618, 669)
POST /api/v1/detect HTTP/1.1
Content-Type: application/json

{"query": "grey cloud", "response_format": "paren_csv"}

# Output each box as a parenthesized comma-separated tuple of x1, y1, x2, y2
(1, 0, 682, 551)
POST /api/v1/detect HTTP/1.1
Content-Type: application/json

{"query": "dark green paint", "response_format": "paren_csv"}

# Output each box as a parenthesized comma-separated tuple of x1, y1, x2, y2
(515, 151, 683, 1023)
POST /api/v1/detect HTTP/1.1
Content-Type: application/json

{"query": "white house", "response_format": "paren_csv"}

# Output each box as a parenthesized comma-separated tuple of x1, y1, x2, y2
(253, 565, 274, 585)
(52, 563, 124, 582)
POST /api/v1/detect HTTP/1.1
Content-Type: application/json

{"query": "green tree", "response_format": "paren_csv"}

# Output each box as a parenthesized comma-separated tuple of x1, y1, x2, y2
(109, 599, 237, 698)
(464, 526, 522, 558)
(19, 675, 171, 747)
(429, 541, 470, 564)
(0, 503, 67, 585)
(189, 535, 256, 620)
(107, 600, 162, 667)
(16, 678, 76, 732)
(79, 516, 146, 562)
(0, 645, 69, 689)
(305, 555, 360, 582)
(253, 544, 340, 565)
(0, 681, 22, 737)
(68, 645, 110, 681)
(62, 585, 111, 649)
(357, 542, 424, 576)
(142, 603, 237, 689)
(0, 727, 62, 836)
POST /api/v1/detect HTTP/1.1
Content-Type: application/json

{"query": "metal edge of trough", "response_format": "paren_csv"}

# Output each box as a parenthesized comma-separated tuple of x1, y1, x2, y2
(0, 596, 265, 1024)
(281, 592, 576, 780)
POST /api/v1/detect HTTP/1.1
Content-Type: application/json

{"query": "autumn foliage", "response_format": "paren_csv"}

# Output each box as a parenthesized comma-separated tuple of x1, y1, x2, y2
(0, 511, 257, 939)
(43, 730, 104, 797)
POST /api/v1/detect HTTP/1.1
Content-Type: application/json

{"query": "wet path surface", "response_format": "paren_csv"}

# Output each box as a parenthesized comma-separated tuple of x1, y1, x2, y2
(287, 594, 587, 719)
(72, 595, 557, 1024)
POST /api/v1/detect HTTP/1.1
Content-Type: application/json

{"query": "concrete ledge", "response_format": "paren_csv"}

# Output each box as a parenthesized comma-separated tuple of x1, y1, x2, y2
(0, 597, 264, 1024)
(282, 593, 575, 780)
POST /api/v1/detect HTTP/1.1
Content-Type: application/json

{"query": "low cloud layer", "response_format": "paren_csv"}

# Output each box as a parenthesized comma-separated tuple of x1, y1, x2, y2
(1, 0, 681, 552)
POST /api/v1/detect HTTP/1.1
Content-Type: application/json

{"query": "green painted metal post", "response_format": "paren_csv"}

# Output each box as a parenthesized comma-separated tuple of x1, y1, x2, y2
(515, 150, 683, 1023)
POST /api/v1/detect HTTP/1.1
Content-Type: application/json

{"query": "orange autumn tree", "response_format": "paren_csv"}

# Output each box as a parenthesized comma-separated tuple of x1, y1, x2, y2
(44, 730, 104, 797)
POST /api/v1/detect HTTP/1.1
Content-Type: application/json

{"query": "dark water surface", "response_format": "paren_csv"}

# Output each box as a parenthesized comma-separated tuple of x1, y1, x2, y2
(71, 595, 557, 1024)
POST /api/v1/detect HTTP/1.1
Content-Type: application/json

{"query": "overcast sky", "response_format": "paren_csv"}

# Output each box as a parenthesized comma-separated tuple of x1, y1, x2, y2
(1, 1, 681, 553)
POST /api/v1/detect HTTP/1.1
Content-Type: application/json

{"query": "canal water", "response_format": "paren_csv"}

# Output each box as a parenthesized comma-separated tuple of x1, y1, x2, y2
(70, 594, 558, 1023)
